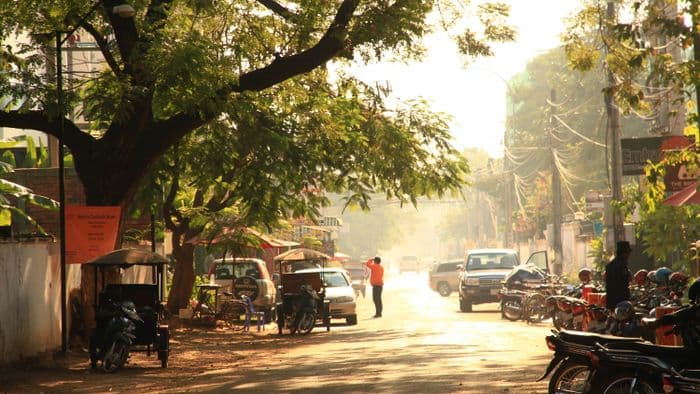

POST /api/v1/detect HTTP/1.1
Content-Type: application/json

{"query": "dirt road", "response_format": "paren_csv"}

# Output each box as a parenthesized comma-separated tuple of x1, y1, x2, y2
(1, 272, 552, 393)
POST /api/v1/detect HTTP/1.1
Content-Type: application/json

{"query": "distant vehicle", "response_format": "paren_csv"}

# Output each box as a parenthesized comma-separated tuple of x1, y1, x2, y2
(428, 259, 462, 297)
(342, 263, 368, 298)
(399, 255, 419, 273)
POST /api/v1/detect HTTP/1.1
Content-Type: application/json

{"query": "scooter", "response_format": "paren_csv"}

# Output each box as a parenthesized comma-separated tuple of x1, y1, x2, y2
(90, 299, 142, 373)
(291, 284, 320, 335)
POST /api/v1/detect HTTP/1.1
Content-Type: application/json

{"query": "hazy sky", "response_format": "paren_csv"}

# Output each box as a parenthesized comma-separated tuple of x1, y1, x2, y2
(350, 0, 581, 158)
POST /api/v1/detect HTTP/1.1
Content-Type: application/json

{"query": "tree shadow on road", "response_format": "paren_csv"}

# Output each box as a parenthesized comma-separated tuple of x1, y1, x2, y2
(0, 318, 551, 393)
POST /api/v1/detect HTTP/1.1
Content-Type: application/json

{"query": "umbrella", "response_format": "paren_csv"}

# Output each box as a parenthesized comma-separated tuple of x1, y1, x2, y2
(273, 248, 330, 262)
(86, 248, 170, 267)
(663, 181, 700, 207)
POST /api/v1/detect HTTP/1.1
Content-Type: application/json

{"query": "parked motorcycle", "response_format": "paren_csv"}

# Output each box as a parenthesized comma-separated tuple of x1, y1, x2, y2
(90, 299, 142, 373)
(538, 328, 646, 393)
(279, 284, 321, 335)
(585, 302, 700, 393)
(500, 288, 528, 321)
(500, 264, 554, 322)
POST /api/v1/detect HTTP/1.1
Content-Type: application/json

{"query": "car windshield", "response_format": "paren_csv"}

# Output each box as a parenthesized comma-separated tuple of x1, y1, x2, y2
(466, 253, 518, 271)
(322, 272, 349, 287)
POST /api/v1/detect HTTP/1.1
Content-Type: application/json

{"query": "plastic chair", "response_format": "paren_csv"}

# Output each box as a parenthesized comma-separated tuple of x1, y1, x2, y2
(241, 295, 265, 332)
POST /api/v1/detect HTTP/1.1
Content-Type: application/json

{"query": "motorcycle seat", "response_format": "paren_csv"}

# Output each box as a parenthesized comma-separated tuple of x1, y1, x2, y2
(608, 341, 689, 358)
(559, 330, 642, 347)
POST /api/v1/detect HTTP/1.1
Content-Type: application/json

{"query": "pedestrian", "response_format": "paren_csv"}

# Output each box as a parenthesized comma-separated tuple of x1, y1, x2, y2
(366, 256, 384, 318)
(605, 240, 632, 310)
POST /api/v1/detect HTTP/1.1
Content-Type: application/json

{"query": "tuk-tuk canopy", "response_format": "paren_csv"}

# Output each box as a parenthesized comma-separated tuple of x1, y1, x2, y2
(85, 248, 169, 267)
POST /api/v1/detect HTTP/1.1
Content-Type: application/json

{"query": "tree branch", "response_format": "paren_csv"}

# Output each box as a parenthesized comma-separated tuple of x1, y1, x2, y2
(104, 0, 140, 79)
(81, 21, 124, 78)
(235, 0, 359, 92)
(256, 0, 296, 21)
(163, 143, 186, 231)
(145, 0, 359, 155)
(0, 110, 95, 152)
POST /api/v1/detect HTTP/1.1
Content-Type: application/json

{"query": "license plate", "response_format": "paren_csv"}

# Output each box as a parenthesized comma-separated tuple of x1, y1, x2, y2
(490, 289, 500, 295)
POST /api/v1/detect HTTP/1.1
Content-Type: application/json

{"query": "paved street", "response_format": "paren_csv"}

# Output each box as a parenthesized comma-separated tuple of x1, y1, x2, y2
(1, 271, 552, 393)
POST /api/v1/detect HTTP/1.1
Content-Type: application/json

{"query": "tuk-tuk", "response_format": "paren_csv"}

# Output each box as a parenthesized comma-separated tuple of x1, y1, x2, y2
(273, 249, 332, 334)
(86, 248, 170, 370)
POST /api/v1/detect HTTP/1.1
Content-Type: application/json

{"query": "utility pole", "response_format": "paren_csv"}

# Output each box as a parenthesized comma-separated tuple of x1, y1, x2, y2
(549, 89, 563, 275)
(503, 159, 512, 249)
(605, 1, 626, 243)
(691, 1, 700, 134)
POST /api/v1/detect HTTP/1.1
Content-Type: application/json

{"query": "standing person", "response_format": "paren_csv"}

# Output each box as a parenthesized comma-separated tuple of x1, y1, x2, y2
(605, 241, 632, 310)
(366, 256, 384, 318)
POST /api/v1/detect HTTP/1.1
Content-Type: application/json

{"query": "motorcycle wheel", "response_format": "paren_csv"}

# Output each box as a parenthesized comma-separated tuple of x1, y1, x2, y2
(296, 312, 316, 335)
(525, 294, 547, 324)
(88, 335, 98, 369)
(600, 372, 658, 394)
(552, 312, 564, 330)
(502, 299, 523, 321)
(102, 341, 129, 373)
(553, 312, 573, 330)
(548, 359, 590, 394)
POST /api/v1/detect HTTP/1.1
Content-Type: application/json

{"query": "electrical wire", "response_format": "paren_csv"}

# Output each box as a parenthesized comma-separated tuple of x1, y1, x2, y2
(553, 114, 607, 148)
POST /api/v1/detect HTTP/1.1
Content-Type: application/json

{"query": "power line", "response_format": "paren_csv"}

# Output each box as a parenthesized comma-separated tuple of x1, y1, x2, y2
(553, 114, 607, 148)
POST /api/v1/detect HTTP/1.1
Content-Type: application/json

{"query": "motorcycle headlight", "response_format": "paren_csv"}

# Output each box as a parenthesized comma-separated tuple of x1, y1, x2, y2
(332, 296, 354, 303)
(465, 278, 480, 286)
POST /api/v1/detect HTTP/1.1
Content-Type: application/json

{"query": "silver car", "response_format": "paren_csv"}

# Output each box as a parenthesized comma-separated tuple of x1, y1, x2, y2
(295, 268, 358, 325)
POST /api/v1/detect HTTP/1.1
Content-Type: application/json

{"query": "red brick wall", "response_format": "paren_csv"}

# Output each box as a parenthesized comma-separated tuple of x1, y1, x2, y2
(2, 168, 150, 238)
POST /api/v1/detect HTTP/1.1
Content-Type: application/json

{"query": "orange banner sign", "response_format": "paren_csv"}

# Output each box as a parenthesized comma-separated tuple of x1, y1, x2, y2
(66, 205, 121, 264)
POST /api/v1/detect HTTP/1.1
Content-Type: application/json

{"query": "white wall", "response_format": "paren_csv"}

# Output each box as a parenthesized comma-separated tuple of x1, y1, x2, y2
(0, 240, 80, 365)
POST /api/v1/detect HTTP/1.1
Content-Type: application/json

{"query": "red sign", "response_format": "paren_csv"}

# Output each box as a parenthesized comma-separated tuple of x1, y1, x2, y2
(65, 205, 121, 264)
(661, 136, 697, 193)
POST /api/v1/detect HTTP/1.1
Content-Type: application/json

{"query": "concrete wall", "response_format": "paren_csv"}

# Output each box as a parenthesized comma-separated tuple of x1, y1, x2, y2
(0, 240, 80, 365)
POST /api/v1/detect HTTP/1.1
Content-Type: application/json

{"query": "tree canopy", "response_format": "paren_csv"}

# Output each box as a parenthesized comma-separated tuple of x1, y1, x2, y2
(0, 0, 515, 211)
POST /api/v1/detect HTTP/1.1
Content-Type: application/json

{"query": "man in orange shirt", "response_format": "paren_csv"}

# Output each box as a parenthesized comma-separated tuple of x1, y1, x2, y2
(366, 257, 384, 318)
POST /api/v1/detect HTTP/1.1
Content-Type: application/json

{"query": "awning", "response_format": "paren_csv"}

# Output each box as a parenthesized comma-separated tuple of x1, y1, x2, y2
(186, 227, 299, 249)
(333, 252, 351, 260)
(663, 181, 700, 206)
(247, 228, 299, 248)
(273, 248, 330, 262)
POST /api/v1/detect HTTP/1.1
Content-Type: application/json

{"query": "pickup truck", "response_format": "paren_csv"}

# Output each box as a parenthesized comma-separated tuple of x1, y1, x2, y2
(458, 249, 548, 312)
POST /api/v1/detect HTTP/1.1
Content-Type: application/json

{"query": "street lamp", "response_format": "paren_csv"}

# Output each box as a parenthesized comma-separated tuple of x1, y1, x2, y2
(57, 1, 135, 353)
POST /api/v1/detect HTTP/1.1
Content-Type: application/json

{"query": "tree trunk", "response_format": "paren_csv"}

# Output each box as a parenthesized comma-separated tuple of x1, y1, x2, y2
(80, 263, 121, 332)
(166, 231, 197, 314)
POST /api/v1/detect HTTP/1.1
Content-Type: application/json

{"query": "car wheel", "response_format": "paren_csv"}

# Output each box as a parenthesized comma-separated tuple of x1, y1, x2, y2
(346, 314, 357, 325)
(459, 297, 472, 312)
(437, 282, 451, 297)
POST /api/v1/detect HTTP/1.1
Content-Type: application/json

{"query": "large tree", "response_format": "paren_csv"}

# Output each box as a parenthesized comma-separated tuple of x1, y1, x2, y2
(1, 1, 514, 316)
(0, 0, 513, 209)
(139, 72, 468, 312)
